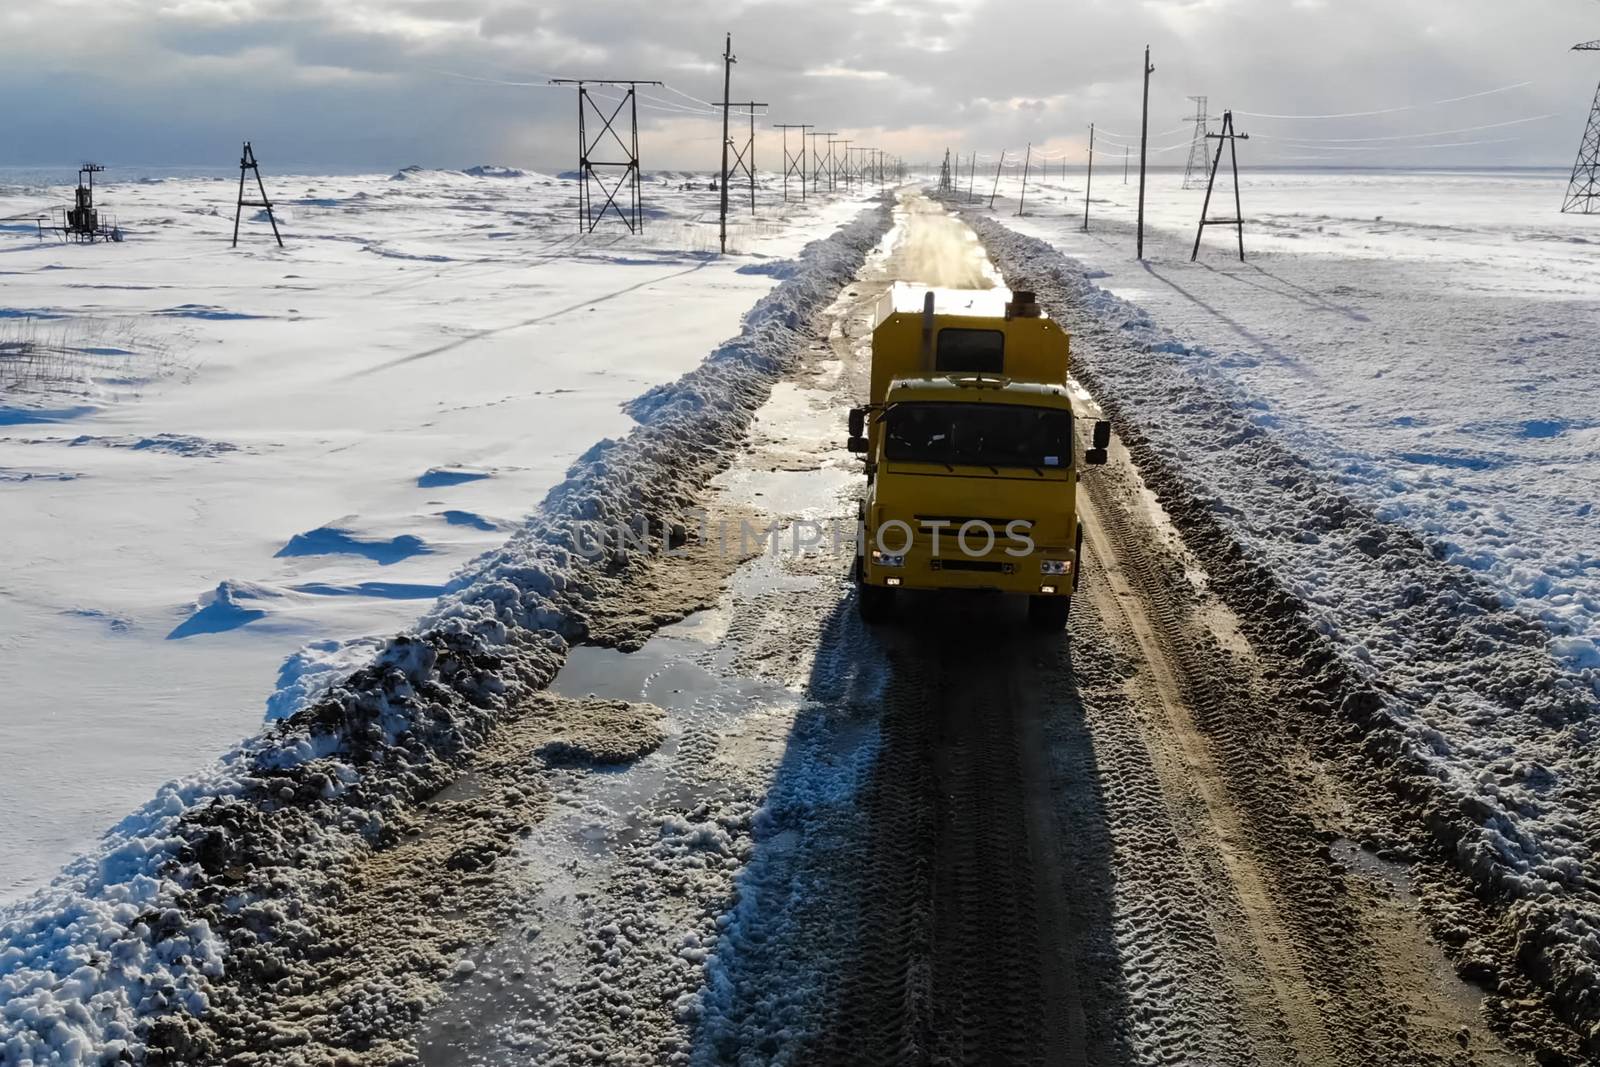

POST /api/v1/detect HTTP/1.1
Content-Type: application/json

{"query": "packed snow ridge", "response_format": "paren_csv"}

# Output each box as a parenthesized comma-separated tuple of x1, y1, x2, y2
(0, 200, 892, 1066)
(967, 214, 1600, 1042)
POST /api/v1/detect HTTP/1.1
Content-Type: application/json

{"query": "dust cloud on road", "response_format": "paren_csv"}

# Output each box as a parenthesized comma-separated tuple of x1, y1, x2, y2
(890, 196, 1000, 290)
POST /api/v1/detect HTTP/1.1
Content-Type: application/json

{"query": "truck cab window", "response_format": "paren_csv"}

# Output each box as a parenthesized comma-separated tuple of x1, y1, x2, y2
(885, 403, 1072, 470)
(936, 329, 1005, 374)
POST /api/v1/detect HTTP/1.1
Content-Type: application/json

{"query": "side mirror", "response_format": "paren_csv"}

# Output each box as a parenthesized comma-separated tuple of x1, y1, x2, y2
(1093, 420, 1112, 450)
(847, 436, 869, 455)
(1085, 448, 1108, 466)
(848, 407, 866, 439)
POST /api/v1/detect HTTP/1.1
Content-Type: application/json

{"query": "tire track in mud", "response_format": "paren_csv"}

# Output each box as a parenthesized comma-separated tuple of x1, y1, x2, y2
(807, 620, 1054, 1066)
(1080, 461, 1356, 1066)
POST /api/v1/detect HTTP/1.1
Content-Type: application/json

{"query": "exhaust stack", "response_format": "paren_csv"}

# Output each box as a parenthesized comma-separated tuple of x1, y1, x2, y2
(1006, 290, 1042, 319)
(920, 290, 936, 368)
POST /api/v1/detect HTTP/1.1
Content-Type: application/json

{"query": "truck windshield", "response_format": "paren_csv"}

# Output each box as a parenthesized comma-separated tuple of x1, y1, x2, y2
(884, 402, 1073, 470)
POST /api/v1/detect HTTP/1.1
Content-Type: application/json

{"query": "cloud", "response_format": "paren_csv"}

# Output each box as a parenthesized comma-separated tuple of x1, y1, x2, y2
(0, 0, 1594, 170)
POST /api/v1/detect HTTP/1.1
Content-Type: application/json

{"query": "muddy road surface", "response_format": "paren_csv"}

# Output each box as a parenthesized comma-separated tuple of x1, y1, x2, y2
(259, 193, 1581, 1065)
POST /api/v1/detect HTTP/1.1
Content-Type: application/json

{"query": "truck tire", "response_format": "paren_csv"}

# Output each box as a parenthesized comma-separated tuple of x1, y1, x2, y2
(1028, 594, 1071, 631)
(858, 579, 896, 624)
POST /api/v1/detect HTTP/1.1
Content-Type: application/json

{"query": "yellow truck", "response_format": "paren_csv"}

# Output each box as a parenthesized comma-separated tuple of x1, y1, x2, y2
(847, 285, 1109, 629)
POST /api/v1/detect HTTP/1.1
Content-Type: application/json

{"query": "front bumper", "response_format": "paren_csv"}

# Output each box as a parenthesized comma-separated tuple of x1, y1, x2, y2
(861, 545, 1077, 596)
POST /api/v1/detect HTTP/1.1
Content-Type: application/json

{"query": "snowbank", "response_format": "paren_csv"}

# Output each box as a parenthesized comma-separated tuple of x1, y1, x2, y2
(0, 199, 890, 1065)
(969, 215, 1600, 1044)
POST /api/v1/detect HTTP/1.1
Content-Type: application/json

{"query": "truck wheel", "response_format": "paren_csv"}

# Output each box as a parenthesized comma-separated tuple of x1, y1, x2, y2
(858, 580, 896, 624)
(1028, 595, 1071, 631)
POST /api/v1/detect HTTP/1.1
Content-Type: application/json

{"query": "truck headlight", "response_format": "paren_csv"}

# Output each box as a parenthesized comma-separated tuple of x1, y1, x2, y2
(1041, 560, 1073, 576)
(872, 550, 906, 569)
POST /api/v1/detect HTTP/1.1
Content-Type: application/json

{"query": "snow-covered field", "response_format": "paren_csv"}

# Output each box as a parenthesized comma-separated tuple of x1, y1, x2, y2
(977, 168, 1600, 676)
(0, 166, 871, 902)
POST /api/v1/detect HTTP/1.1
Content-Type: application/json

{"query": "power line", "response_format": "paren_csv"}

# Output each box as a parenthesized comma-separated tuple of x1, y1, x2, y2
(1235, 80, 1532, 120)
(1254, 113, 1555, 144)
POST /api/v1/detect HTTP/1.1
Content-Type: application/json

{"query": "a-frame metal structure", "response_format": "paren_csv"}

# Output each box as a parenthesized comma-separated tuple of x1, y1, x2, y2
(720, 101, 768, 216)
(1192, 110, 1250, 262)
(808, 131, 834, 194)
(775, 123, 811, 201)
(551, 78, 662, 233)
(1563, 40, 1600, 214)
(232, 142, 283, 248)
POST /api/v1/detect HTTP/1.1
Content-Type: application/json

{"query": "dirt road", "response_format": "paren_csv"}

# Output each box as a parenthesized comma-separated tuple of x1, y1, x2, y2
(364, 194, 1583, 1064)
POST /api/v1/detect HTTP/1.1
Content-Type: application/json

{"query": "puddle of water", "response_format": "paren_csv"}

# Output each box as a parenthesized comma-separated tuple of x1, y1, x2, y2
(717, 463, 857, 520)
(421, 606, 807, 1065)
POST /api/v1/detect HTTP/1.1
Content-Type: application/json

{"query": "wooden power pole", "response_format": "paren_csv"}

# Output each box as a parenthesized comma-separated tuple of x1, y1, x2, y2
(232, 142, 282, 248)
(1192, 110, 1250, 262)
(1016, 142, 1032, 216)
(1137, 45, 1154, 259)
(719, 33, 735, 254)
(1083, 124, 1095, 231)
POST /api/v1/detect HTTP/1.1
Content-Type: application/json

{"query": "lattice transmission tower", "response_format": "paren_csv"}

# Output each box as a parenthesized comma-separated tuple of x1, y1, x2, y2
(1181, 96, 1211, 190)
(1563, 41, 1600, 214)
(550, 78, 662, 233)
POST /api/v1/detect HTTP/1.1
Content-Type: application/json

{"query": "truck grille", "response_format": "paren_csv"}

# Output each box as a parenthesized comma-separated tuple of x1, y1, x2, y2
(931, 559, 1014, 574)
(914, 516, 1034, 529)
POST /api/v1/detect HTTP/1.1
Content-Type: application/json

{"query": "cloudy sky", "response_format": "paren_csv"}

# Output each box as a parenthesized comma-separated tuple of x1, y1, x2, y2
(3, 0, 1599, 173)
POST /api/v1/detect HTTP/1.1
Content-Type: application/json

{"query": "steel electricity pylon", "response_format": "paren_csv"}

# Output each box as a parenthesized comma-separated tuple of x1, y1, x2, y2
(1562, 40, 1600, 214)
(1181, 96, 1211, 190)
(550, 77, 662, 233)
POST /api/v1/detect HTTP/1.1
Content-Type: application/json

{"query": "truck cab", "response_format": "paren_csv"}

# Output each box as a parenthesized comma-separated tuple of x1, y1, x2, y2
(848, 284, 1108, 629)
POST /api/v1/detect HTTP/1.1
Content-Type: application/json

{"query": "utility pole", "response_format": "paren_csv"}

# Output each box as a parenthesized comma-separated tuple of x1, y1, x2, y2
(1083, 124, 1095, 231)
(830, 139, 851, 190)
(551, 79, 662, 234)
(1137, 45, 1154, 259)
(967, 152, 977, 202)
(989, 149, 1006, 209)
(808, 132, 834, 194)
(715, 103, 770, 214)
(1124, 145, 1130, 185)
(1192, 110, 1250, 262)
(718, 33, 735, 253)
(776, 123, 811, 201)
(232, 143, 282, 248)
(854, 147, 872, 189)
(1016, 142, 1032, 216)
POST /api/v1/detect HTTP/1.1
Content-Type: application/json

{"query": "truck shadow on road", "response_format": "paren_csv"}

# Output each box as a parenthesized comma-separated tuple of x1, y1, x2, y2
(693, 586, 1135, 1066)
